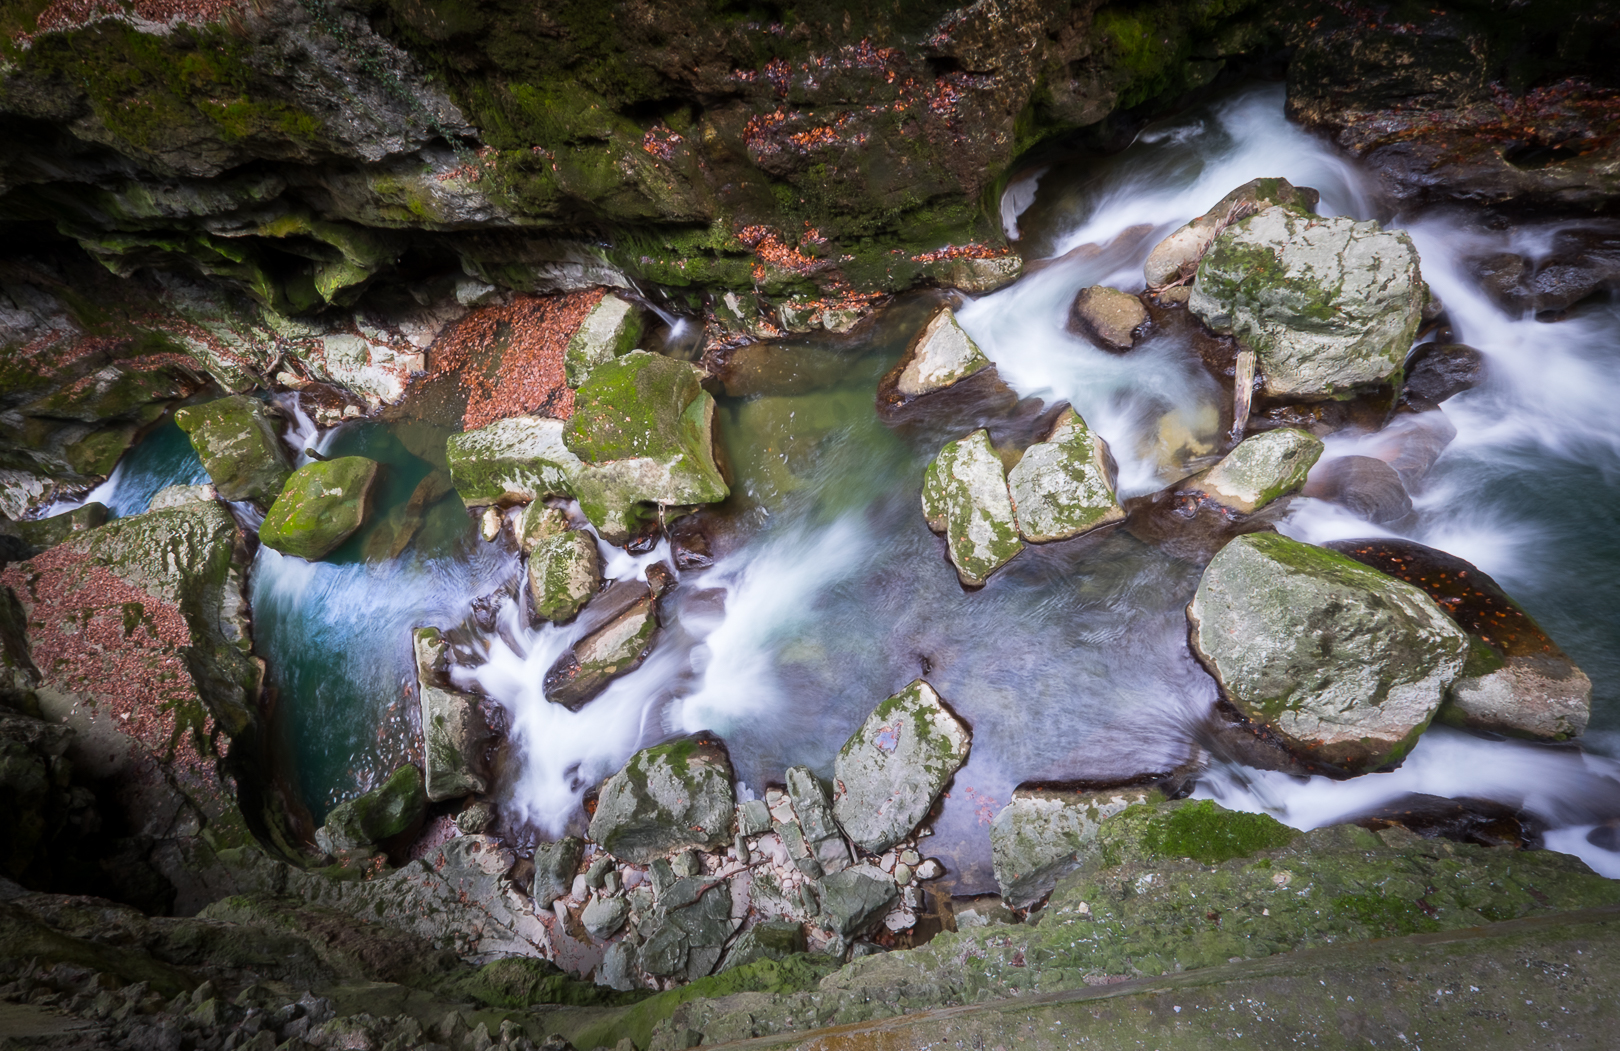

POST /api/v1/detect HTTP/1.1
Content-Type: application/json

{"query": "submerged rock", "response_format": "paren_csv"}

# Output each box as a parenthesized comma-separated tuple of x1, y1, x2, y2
(921, 429, 1023, 586)
(1302, 455, 1414, 525)
(1068, 285, 1147, 350)
(990, 785, 1166, 910)
(882, 305, 991, 400)
(412, 627, 488, 802)
(1188, 533, 1470, 773)
(1190, 208, 1424, 399)
(258, 456, 379, 560)
(587, 734, 735, 863)
(316, 764, 426, 855)
(527, 530, 600, 624)
(174, 395, 293, 508)
(564, 351, 729, 542)
(1181, 427, 1323, 515)
(564, 293, 646, 387)
(1143, 177, 1321, 287)
(1007, 407, 1124, 542)
(543, 592, 656, 709)
(1326, 538, 1592, 741)
(832, 679, 971, 854)
(446, 415, 581, 509)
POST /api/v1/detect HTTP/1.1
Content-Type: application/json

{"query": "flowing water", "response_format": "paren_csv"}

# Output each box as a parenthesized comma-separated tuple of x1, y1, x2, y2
(77, 84, 1620, 883)
(41, 419, 209, 519)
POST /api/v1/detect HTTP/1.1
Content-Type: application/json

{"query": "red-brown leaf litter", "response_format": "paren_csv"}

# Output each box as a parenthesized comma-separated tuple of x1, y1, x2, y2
(427, 291, 602, 429)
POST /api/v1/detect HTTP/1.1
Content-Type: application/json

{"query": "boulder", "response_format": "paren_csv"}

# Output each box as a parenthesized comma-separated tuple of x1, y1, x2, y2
(1006, 408, 1125, 542)
(532, 836, 583, 908)
(581, 895, 629, 940)
(1403, 343, 1485, 406)
(587, 734, 735, 863)
(515, 502, 570, 553)
(1189, 533, 1470, 772)
(258, 457, 379, 561)
(817, 867, 899, 938)
(1, 502, 107, 552)
(527, 530, 600, 624)
(148, 484, 217, 511)
(719, 919, 807, 972)
(446, 416, 582, 509)
(921, 429, 1023, 587)
(882, 306, 992, 399)
(563, 351, 729, 542)
(1302, 455, 1414, 525)
(1143, 177, 1320, 287)
(1068, 286, 1147, 351)
(543, 593, 656, 709)
(412, 627, 488, 802)
(990, 786, 1165, 910)
(784, 765, 850, 874)
(174, 396, 293, 508)
(1326, 539, 1592, 741)
(1189, 208, 1425, 399)
(564, 293, 645, 387)
(316, 764, 426, 854)
(832, 680, 971, 854)
(1180, 427, 1323, 515)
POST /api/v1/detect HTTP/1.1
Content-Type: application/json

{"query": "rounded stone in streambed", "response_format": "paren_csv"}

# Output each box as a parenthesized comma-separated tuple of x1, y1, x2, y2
(1403, 342, 1484, 405)
(1325, 537, 1592, 741)
(1068, 285, 1147, 351)
(316, 764, 426, 854)
(587, 734, 735, 863)
(832, 679, 971, 854)
(527, 530, 600, 624)
(1180, 427, 1323, 515)
(258, 456, 379, 561)
(1302, 454, 1414, 525)
(1188, 533, 1470, 773)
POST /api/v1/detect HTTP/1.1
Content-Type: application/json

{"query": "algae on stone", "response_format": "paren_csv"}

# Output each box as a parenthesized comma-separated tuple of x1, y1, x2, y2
(832, 679, 971, 854)
(990, 785, 1165, 910)
(543, 595, 657, 709)
(1189, 207, 1424, 399)
(886, 306, 991, 399)
(1189, 533, 1469, 772)
(1182, 427, 1323, 514)
(174, 395, 292, 507)
(316, 764, 426, 854)
(446, 416, 582, 508)
(412, 627, 488, 803)
(587, 735, 735, 863)
(527, 530, 600, 624)
(258, 456, 379, 561)
(1143, 177, 1320, 287)
(1006, 408, 1125, 543)
(921, 429, 1023, 587)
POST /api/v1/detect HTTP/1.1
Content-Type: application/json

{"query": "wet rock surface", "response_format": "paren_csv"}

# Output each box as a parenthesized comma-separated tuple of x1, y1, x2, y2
(258, 456, 379, 561)
(1180, 427, 1322, 515)
(1067, 285, 1147, 351)
(527, 530, 601, 625)
(587, 735, 735, 863)
(920, 429, 1023, 587)
(1007, 407, 1125, 542)
(1326, 538, 1593, 741)
(413, 627, 490, 803)
(1189, 533, 1470, 773)
(1403, 341, 1486, 406)
(174, 396, 292, 508)
(1143, 177, 1320, 288)
(880, 306, 991, 401)
(990, 785, 1165, 910)
(1190, 208, 1424, 399)
(832, 680, 971, 855)
(543, 591, 657, 710)
(564, 294, 646, 388)
(1302, 454, 1415, 526)
(316, 764, 426, 856)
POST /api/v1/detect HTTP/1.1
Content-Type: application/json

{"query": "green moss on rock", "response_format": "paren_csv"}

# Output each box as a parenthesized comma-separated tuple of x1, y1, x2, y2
(258, 456, 379, 561)
(174, 396, 292, 508)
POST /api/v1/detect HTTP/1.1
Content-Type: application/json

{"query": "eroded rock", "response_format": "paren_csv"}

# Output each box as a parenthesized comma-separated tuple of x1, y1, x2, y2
(882, 306, 991, 400)
(412, 627, 488, 802)
(1188, 533, 1470, 772)
(921, 429, 1022, 587)
(587, 735, 735, 863)
(832, 680, 971, 854)
(527, 531, 600, 624)
(1190, 208, 1424, 399)
(258, 456, 379, 561)
(1007, 408, 1124, 542)
(1181, 427, 1323, 515)
(1068, 286, 1147, 351)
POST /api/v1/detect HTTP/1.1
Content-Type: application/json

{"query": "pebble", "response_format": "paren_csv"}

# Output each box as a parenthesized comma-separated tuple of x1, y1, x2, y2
(900, 849, 920, 867)
(916, 859, 943, 880)
(894, 862, 913, 885)
(571, 874, 589, 900)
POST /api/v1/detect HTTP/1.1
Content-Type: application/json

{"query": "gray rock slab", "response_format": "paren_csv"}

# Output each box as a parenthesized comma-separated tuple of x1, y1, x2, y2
(1007, 408, 1125, 542)
(832, 680, 971, 854)
(587, 735, 736, 862)
(921, 429, 1023, 587)
(990, 786, 1164, 910)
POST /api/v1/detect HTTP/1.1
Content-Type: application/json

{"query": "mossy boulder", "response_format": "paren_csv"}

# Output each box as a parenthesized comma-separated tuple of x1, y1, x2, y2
(542, 593, 657, 709)
(989, 785, 1166, 910)
(587, 734, 735, 863)
(317, 764, 426, 854)
(1181, 427, 1324, 514)
(527, 530, 600, 624)
(1189, 533, 1470, 772)
(445, 416, 582, 508)
(174, 396, 292, 508)
(565, 293, 646, 387)
(1143, 177, 1320, 287)
(1189, 207, 1424, 399)
(412, 627, 488, 803)
(832, 679, 971, 855)
(921, 429, 1023, 587)
(258, 457, 379, 561)
(1, 503, 108, 553)
(1326, 538, 1592, 741)
(563, 351, 729, 543)
(1007, 408, 1125, 543)
(817, 868, 899, 939)
(719, 920, 807, 973)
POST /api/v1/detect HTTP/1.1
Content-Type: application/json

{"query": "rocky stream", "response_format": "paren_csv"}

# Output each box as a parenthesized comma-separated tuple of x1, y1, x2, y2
(3, 2, 1620, 1049)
